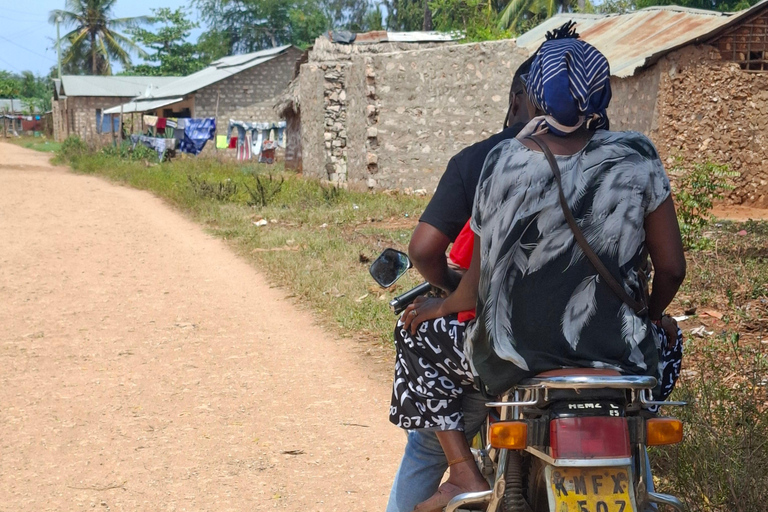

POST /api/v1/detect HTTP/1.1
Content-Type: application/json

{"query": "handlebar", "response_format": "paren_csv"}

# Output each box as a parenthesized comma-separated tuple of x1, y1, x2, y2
(390, 282, 432, 314)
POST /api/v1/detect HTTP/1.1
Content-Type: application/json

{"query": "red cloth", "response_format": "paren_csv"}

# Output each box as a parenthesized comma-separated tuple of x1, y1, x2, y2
(156, 118, 167, 130)
(448, 220, 476, 323)
(229, 137, 237, 149)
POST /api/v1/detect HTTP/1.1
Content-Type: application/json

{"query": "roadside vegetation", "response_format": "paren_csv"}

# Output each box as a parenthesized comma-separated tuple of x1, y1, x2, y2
(7, 135, 61, 153)
(55, 137, 768, 511)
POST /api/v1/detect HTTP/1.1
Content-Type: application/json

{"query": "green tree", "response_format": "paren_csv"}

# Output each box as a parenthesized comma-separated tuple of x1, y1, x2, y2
(0, 71, 21, 98)
(499, 0, 592, 31)
(196, 29, 232, 63)
(363, 5, 385, 30)
(429, 0, 512, 40)
(0, 70, 52, 111)
(127, 8, 208, 76)
(49, 0, 150, 75)
(384, 0, 430, 30)
(290, 7, 332, 47)
(195, 0, 330, 52)
(322, 0, 372, 31)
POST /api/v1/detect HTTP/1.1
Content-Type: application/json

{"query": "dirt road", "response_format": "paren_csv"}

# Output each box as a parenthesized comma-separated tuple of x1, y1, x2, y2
(0, 142, 403, 511)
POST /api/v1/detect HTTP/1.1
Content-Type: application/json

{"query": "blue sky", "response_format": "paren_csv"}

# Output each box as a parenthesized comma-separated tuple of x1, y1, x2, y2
(0, 0, 205, 76)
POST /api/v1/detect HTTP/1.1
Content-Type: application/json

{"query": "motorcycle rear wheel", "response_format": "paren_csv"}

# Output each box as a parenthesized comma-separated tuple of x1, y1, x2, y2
(500, 450, 532, 512)
(525, 458, 549, 512)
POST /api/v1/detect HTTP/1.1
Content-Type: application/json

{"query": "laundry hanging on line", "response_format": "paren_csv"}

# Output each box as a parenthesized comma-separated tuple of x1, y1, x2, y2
(178, 118, 216, 155)
(227, 120, 287, 162)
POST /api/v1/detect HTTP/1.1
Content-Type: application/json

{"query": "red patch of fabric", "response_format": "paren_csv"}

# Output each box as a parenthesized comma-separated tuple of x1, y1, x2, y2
(448, 220, 476, 323)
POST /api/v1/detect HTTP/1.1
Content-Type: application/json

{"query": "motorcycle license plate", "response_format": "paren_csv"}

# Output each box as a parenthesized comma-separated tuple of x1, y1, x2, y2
(545, 466, 636, 512)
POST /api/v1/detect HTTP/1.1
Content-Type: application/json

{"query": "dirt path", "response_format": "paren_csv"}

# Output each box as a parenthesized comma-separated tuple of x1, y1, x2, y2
(712, 204, 768, 221)
(0, 142, 403, 511)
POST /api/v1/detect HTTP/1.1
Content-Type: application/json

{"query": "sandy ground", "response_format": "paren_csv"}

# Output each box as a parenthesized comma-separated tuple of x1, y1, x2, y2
(0, 142, 404, 511)
(712, 204, 768, 221)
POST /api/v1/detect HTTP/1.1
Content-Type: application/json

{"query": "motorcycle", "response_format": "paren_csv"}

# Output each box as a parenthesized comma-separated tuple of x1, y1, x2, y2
(370, 248, 686, 512)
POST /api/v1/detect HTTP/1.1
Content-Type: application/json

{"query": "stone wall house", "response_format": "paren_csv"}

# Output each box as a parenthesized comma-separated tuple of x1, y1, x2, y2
(105, 46, 304, 151)
(52, 76, 180, 143)
(299, 33, 524, 190)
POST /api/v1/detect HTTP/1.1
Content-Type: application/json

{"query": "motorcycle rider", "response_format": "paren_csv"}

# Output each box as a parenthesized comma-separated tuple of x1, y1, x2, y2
(385, 57, 535, 512)
(395, 25, 686, 512)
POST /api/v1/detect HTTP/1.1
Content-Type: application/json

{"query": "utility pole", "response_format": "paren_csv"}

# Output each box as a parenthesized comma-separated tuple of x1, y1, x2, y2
(56, 16, 62, 79)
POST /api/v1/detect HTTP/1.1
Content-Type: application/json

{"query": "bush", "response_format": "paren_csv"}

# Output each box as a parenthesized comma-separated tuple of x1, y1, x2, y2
(653, 333, 768, 511)
(58, 136, 88, 160)
(673, 161, 738, 250)
(101, 142, 160, 161)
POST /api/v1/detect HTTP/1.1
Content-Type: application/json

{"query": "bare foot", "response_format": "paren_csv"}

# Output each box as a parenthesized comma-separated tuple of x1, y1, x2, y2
(413, 463, 490, 512)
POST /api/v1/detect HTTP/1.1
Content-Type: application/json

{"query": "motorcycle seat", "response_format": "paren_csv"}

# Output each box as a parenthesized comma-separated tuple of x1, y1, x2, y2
(528, 368, 627, 404)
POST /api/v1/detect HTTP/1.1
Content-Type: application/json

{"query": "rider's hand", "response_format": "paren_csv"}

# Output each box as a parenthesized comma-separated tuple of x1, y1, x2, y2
(402, 295, 446, 335)
(660, 314, 680, 349)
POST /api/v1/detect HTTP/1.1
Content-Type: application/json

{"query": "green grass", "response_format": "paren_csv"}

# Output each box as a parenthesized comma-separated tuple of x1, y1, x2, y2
(56, 141, 768, 511)
(8, 135, 61, 153)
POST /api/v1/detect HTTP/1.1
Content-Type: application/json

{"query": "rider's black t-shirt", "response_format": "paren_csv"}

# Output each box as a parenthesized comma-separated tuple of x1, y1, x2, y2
(419, 123, 525, 241)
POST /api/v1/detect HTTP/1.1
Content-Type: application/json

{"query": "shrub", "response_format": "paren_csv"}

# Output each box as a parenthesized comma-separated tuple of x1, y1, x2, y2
(188, 175, 239, 202)
(653, 332, 768, 511)
(101, 142, 160, 161)
(673, 161, 738, 250)
(58, 136, 88, 160)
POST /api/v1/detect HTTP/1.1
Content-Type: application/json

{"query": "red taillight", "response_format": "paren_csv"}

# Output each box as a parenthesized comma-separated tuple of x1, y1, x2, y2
(550, 417, 630, 459)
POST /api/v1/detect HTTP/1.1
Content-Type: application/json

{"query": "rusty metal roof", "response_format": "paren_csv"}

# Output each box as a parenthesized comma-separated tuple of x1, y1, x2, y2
(516, 1, 768, 77)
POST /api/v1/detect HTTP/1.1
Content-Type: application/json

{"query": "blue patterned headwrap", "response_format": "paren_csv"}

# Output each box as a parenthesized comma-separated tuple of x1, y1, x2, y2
(522, 25, 611, 135)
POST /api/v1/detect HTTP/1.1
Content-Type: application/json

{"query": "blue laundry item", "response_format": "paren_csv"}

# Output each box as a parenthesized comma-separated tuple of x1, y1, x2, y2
(179, 118, 216, 155)
(98, 112, 120, 133)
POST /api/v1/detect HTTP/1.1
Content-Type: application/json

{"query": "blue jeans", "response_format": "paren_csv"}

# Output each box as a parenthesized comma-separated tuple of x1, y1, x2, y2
(385, 390, 489, 512)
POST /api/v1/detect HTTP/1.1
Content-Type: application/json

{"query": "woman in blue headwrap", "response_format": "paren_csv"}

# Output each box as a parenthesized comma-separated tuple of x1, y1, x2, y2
(391, 24, 686, 512)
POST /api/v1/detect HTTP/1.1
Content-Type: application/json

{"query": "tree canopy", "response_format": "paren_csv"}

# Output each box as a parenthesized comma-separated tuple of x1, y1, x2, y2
(50, 0, 150, 75)
(126, 8, 209, 76)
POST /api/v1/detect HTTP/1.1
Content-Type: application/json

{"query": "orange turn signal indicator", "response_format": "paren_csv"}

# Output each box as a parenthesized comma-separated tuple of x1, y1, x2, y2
(489, 421, 527, 450)
(646, 418, 683, 446)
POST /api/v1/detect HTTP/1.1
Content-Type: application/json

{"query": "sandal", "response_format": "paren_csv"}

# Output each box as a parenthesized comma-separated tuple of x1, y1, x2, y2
(412, 482, 466, 512)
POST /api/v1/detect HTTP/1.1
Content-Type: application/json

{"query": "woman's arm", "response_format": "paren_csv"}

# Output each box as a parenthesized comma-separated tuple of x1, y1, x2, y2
(402, 234, 481, 334)
(644, 196, 686, 321)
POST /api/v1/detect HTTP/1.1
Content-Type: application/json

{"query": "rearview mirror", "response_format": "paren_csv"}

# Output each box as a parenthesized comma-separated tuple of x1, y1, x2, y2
(369, 248, 412, 288)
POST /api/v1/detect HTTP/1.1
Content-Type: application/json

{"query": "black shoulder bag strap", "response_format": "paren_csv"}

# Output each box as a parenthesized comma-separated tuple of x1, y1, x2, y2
(525, 135, 648, 316)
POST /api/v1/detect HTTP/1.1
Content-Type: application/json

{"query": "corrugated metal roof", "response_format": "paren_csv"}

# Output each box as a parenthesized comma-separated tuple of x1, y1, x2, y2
(516, 1, 768, 77)
(0, 98, 39, 113)
(387, 31, 464, 42)
(135, 45, 294, 101)
(59, 75, 181, 97)
(103, 97, 185, 115)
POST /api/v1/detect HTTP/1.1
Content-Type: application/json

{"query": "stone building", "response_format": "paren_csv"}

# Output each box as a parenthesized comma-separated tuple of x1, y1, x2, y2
(105, 45, 304, 136)
(298, 32, 519, 190)
(298, 2, 768, 206)
(52, 76, 179, 143)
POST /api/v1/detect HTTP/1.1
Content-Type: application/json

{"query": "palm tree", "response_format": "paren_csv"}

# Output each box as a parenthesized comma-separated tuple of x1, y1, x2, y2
(49, 0, 151, 75)
(499, 0, 590, 31)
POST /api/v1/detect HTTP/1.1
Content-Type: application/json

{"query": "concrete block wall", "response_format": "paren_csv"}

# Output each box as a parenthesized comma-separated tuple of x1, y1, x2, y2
(195, 47, 304, 132)
(53, 96, 134, 144)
